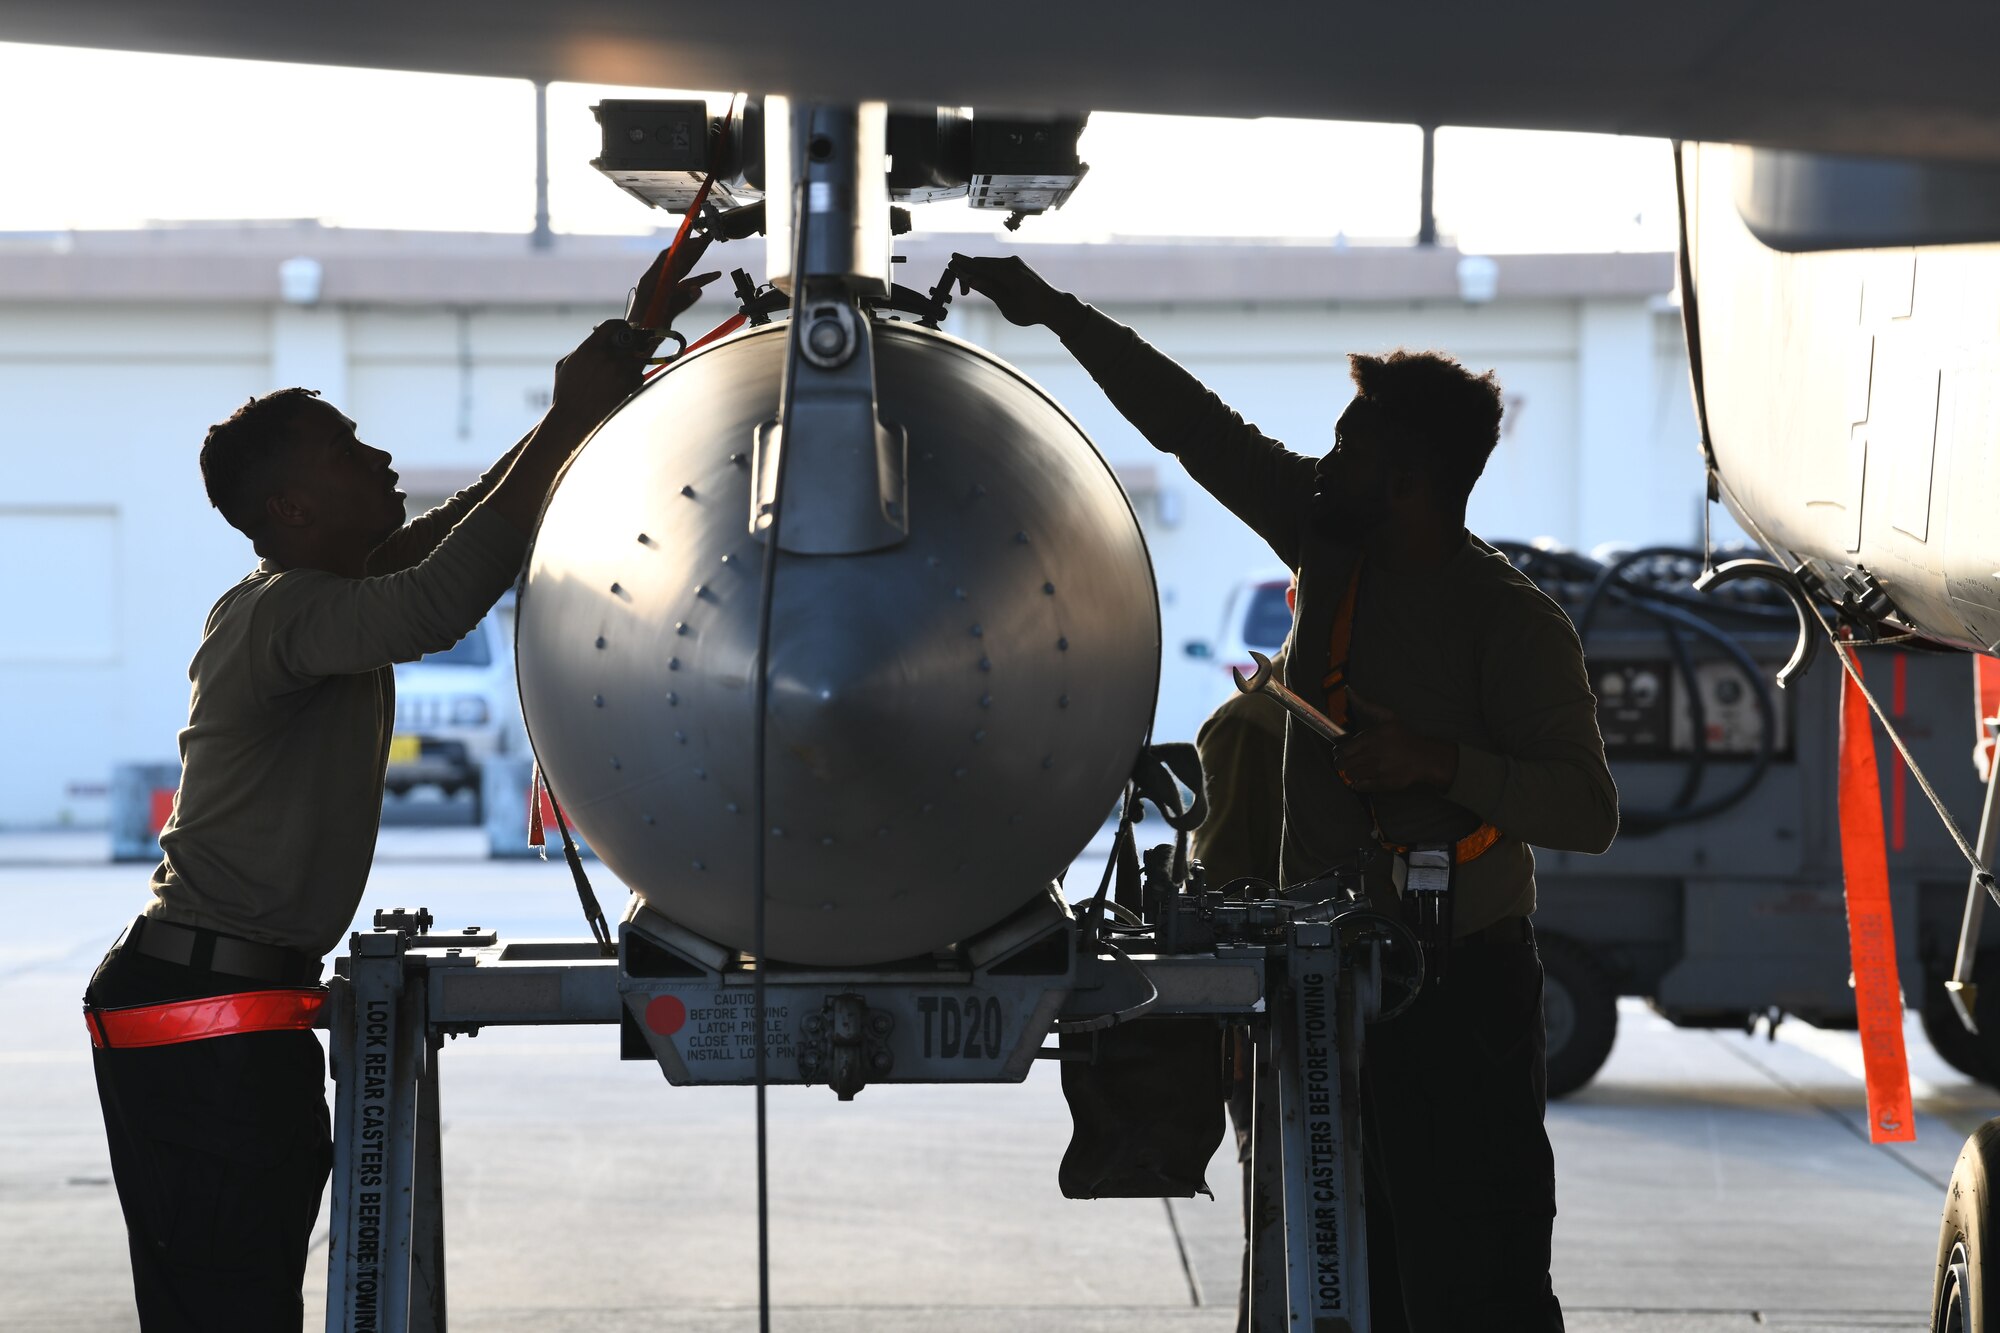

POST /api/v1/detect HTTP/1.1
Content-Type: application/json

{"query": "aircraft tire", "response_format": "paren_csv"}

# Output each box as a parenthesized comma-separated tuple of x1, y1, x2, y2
(1920, 992, 2000, 1088)
(1923, 969, 2000, 1090)
(1933, 1119, 2000, 1332)
(1538, 931, 1618, 1099)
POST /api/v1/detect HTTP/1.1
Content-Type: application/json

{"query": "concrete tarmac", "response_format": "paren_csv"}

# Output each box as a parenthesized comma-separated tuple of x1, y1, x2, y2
(2, 833, 1986, 1332)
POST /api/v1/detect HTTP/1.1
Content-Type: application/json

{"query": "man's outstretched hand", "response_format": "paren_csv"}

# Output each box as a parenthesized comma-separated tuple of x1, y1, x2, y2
(948, 253, 1069, 329)
(630, 233, 721, 332)
(551, 320, 655, 425)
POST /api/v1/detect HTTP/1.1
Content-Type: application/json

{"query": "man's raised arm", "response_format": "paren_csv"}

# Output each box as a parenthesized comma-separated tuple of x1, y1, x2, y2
(365, 432, 531, 577)
(366, 236, 717, 578)
(951, 254, 1317, 569)
(265, 319, 681, 685)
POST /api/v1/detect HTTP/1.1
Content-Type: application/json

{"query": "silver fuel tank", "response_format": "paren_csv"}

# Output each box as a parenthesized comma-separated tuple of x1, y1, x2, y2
(514, 320, 1159, 965)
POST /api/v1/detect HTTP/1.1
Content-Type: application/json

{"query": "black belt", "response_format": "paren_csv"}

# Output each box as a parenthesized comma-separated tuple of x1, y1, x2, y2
(123, 916, 322, 986)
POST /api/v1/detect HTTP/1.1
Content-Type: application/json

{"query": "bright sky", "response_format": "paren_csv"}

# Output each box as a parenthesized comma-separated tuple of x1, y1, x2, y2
(0, 42, 1679, 252)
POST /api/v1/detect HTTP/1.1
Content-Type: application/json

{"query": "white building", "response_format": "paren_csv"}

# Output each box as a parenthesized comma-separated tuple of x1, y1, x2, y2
(0, 224, 1689, 828)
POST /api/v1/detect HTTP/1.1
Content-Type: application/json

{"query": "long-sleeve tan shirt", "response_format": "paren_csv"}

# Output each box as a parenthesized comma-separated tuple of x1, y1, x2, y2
(1193, 660, 1287, 892)
(1053, 301, 1618, 935)
(145, 465, 529, 958)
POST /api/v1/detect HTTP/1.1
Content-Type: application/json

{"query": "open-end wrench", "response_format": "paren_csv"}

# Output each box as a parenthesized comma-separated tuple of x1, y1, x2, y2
(1231, 650, 1347, 748)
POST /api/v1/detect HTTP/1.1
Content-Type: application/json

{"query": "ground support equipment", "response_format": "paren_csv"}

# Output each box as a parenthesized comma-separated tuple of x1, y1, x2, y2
(324, 886, 1414, 1333)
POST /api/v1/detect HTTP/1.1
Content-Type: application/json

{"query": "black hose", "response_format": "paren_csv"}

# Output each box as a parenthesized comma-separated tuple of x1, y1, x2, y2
(1505, 541, 1785, 835)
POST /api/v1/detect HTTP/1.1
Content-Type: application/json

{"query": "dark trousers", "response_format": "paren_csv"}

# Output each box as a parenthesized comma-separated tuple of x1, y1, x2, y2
(1230, 922, 1562, 1333)
(86, 943, 332, 1333)
(1363, 921, 1563, 1333)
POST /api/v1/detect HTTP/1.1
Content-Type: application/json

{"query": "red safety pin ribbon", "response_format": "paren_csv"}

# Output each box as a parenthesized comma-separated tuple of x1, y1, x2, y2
(1837, 649, 1916, 1143)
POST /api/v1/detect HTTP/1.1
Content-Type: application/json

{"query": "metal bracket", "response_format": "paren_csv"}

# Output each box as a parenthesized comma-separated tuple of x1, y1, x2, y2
(800, 992, 894, 1099)
(748, 277, 910, 555)
(750, 101, 908, 557)
(373, 906, 435, 936)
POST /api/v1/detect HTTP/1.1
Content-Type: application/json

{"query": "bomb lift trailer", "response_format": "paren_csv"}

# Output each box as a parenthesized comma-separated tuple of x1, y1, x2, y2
(324, 860, 1423, 1333)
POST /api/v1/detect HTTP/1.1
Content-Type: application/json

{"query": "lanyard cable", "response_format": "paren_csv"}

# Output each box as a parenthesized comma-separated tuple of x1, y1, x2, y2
(743, 124, 816, 1333)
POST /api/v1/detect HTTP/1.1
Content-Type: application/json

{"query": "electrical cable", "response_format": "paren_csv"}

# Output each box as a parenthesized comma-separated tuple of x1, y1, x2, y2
(1672, 141, 1719, 474)
(743, 103, 814, 1333)
(1078, 795, 1136, 947)
(1496, 540, 1783, 833)
(1051, 939, 1162, 1033)
(1579, 549, 1724, 819)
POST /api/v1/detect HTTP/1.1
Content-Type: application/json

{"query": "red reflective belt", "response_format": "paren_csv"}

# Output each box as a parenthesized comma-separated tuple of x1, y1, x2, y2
(85, 988, 328, 1050)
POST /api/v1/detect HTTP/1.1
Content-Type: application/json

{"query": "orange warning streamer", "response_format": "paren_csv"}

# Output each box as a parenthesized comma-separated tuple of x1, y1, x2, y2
(1837, 651, 1916, 1143)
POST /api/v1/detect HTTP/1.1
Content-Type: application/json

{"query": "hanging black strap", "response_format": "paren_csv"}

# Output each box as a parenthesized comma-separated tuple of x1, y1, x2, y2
(1130, 741, 1208, 895)
(1130, 741, 1207, 834)
(543, 781, 615, 957)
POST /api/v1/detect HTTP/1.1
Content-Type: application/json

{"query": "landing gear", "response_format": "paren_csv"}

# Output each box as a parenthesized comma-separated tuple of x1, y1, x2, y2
(1923, 962, 2000, 1089)
(1933, 1121, 2000, 1332)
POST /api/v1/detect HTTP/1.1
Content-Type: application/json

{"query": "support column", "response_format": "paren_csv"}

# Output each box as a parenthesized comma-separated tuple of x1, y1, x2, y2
(327, 930, 421, 1333)
(408, 1032, 448, 1332)
(1247, 1028, 1286, 1328)
(1948, 752, 2000, 1029)
(1275, 921, 1368, 1331)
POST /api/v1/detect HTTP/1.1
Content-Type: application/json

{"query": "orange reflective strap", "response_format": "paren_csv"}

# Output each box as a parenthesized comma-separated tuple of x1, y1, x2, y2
(1975, 654, 2000, 784)
(1320, 560, 1364, 729)
(85, 987, 328, 1050)
(1383, 822, 1503, 865)
(1452, 822, 1503, 863)
(1836, 653, 1916, 1143)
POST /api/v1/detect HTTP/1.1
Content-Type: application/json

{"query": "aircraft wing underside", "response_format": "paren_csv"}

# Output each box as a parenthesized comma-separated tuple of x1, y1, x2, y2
(1, 2, 1999, 161)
